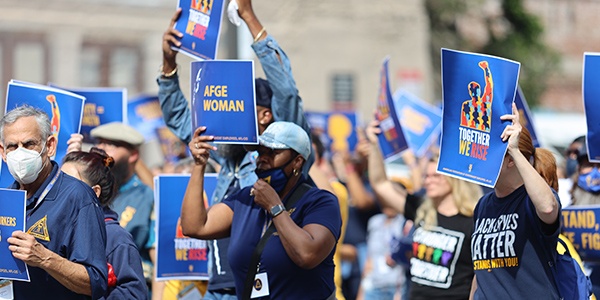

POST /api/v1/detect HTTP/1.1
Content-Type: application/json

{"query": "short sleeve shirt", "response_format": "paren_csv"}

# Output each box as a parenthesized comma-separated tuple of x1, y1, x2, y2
(223, 183, 342, 299)
(472, 185, 560, 299)
(11, 163, 108, 299)
(404, 194, 474, 299)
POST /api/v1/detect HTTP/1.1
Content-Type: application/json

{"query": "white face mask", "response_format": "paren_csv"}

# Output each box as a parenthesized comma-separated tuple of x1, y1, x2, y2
(6, 144, 46, 184)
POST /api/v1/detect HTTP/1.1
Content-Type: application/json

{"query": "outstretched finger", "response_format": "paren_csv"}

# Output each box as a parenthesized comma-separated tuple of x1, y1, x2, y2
(356, 125, 367, 142)
(193, 126, 207, 137)
(168, 27, 183, 39)
(164, 33, 182, 48)
(511, 102, 519, 125)
(169, 8, 182, 27)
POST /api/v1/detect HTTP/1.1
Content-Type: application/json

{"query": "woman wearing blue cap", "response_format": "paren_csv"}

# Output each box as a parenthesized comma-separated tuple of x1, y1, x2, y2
(180, 121, 341, 300)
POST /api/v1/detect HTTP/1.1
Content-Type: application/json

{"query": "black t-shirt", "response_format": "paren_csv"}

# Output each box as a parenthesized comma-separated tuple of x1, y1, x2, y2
(404, 194, 474, 300)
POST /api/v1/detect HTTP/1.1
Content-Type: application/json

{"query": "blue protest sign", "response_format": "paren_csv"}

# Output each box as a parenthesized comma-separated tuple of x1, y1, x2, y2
(392, 89, 442, 157)
(583, 53, 600, 163)
(155, 174, 217, 280)
(561, 205, 600, 261)
(437, 49, 520, 188)
(173, 0, 225, 60)
(0, 189, 29, 281)
(191, 60, 258, 144)
(375, 57, 409, 161)
(127, 95, 165, 142)
(0, 81, 84, 188)
(305, 111, 359, 156)
(156, 126, 189, 164)
(514, 86, 540, 148)
(51, 86, 127, 143)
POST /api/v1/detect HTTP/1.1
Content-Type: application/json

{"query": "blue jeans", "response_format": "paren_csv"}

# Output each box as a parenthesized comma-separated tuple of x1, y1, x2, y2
(203, 290, 237, 300)
(363, 286, 397, 300)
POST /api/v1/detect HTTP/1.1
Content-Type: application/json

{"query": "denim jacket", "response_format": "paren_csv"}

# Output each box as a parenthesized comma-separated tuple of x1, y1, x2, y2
(157, 35, 313, 204)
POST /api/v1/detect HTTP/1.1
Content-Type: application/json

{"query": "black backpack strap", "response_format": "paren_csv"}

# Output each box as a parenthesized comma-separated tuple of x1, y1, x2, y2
(241, 183, 312, 299)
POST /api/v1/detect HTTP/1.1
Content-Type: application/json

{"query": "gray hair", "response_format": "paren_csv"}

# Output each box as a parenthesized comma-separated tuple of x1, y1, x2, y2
(0, 105, 51, 144)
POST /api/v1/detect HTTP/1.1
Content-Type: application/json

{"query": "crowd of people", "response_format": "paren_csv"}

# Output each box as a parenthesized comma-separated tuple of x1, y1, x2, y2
(1, 0, 600, 299)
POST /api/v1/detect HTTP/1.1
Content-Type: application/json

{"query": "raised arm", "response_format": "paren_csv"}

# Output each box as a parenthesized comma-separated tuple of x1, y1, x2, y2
(501, 103, 559, 225)
(366, 120, 408, 214)
(237, 0, 314, 173)
(157, 8, 193, 144)
(180, 127, 233, 239)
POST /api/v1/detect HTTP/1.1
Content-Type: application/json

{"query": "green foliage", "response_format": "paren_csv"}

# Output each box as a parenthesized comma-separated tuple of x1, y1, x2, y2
(425, 0, 559, 107)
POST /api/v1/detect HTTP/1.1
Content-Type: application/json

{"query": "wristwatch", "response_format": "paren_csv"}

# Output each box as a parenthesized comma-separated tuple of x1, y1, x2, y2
(269, 204, 286, 218)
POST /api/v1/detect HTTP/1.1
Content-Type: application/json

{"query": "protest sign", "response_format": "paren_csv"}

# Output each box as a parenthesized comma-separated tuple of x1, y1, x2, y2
(155, 174, 217, 280)
(437, 49, 520, 188)
(375, 57, 408, 161)
(173, 0, 225, 60)
(0, 189, 29, 282)
(514, 86, 540, 148)
(392, 89, 442, 157)
(127, 95, 165, 142)
(305, 111, 359, 156)
(561, 205, 600, 261)
(583, 53, 600, 162)
(0, 81, 84, 188)
(190, 60, 258, 144)
(156, 126, 189, 164)
(51, 86, 127, 143)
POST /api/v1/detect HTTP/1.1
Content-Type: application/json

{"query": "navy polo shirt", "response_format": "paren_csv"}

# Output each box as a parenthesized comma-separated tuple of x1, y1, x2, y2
(103, 207, 147, 299)
(11, 161, 108, 299)
(223, 181, 341, 299)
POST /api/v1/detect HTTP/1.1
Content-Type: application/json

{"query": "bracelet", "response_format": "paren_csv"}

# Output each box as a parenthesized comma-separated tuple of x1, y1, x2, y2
(160, 64, 178, 78)
(253, 27, 266, 43)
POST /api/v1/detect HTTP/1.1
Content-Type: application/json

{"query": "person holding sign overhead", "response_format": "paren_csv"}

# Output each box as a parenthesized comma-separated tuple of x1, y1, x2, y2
(469, 103, 561, 299)
(183, 121, 341, 299)
(365, 119, 482, 300)
(0, 105, 107, 299)
(157, 0, 313, 298)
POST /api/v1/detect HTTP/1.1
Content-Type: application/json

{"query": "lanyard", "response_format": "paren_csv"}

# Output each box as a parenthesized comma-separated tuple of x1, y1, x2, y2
(260, 211, 271, 238)
(27, 170, 60, 220)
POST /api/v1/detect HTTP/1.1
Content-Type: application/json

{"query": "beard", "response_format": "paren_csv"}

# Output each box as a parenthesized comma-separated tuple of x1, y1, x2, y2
(217, 144, 247, 162)
(112, 157, 130, 190)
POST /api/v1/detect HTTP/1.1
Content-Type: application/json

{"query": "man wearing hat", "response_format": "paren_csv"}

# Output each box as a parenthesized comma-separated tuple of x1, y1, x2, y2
(157, 0, 313, 298)
(90, 122, 154, 266)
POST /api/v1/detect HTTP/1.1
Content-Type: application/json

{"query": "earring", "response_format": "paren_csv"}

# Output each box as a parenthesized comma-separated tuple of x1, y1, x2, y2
(293, 169, 299, 176)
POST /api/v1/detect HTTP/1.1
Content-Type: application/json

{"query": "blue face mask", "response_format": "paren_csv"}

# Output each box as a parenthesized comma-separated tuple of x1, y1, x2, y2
(577, 167, 600, 193)
(566, 158, 578, 178)
(255, 157, 296, 193)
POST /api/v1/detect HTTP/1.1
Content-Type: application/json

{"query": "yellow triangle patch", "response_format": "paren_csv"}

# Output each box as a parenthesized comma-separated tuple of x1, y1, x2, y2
(27, 215, 50, 242)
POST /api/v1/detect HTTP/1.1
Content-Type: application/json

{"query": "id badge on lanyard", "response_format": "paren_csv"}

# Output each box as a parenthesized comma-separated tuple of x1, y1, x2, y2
(251, 272, 269, 298)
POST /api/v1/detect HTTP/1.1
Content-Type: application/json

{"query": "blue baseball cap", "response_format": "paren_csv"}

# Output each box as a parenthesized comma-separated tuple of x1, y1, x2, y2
(247, 121, 311, 159)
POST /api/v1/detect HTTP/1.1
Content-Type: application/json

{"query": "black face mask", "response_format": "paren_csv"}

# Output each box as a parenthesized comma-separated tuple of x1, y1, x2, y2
(217, 144, 247, 162)
(112, 157, 129, 190)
